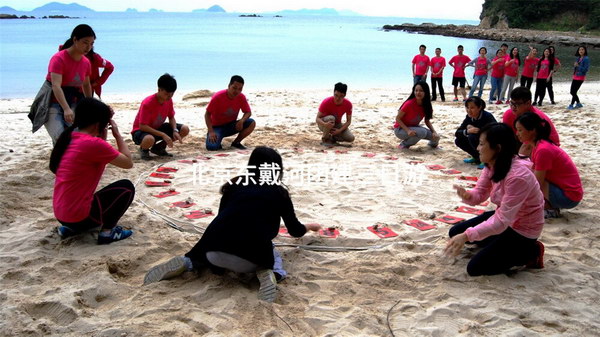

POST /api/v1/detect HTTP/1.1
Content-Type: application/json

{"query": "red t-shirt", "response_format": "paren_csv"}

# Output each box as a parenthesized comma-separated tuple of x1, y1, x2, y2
(522, 57, 539, 77)
(449, 54, 471, 77)
(207, 89, 251, 126)
(412, 54, 430, 76)
(504, 58, 520, 77)
(537, 59, 551, 79)
(45, 49, 91, 87)
(472, 57, 490, 76)
(394, 98, 425, 128)
(430, 56, 446, 78)
(319, 96, 352, 124)
(502, 106, 560, 146)
(131, 94, 175, 133)
(491, 56, 506, 78)
(53, 132, 120, 222)
(532, 140, 583, 202)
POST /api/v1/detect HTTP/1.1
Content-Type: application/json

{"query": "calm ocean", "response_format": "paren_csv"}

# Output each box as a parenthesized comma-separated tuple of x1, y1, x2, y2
(0, 12, 594, 99)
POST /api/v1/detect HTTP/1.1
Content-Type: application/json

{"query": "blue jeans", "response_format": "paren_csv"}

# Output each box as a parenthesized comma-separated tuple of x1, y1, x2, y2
(44, 103, 74, 145)
(468, 74, 488, 98)
(489, 76, 503, 102)
(206, 118, 255, 151)
(414, 75, 424, 85)
(548, 183, 580, 210)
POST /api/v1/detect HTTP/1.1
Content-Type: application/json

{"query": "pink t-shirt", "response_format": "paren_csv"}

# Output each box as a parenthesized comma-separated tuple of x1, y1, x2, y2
(45, 49, 91, 87)
(449, 54, 471, 77)
(472, 57, 490, 76)
(412, 54, 430, 76)
(491, 56, 506, 78)
(537, 59, 551, 79)
(53, 132, 120, 223)
(502, 106, 560, 146)
(131, 94, 175, 133)
(532, 140, 583, 202)
(394, 98, 425, 128)
(573, 57, 586, 81)
(504, 58, 520, 77)
(522, 57, 539, 77)
(430, 56, 446, 78)
(319, 96, 352, 124)
(462, 157, 544, 241)
(207, 89, 251, 126)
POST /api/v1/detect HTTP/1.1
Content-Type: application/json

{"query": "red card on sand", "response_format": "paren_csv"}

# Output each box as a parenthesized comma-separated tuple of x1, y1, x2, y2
(442, 169, 462, 175)
(335, 150, 348, 154)
(435, 214, 465, 224)
(184, 210, 214, 219)
(157, 167, 178, 173)
(178, 159, 196, 164)
(385, 156, 399, 161)
(362, 152, 376, 158)
(215, 153, 230, 157)
(145, 180, 171, 187)
(404, 219, 436, 231)
(458, 175, 478, 182)
(237, 150, 250, 155)
(150, 172, 174, 179)
(408, 160, 423, 165)
(367, 225, 398, 238)
(170, 201, 196, 208)
(153, 190, 180, 198)
(427, 164, 446, 171)
(319, 228, 339, 238)
(455, 206, 485, 215)
(278, 227, 291, 237)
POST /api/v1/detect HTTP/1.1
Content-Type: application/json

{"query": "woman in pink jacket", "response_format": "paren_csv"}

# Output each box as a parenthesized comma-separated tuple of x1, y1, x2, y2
(445, 123, 545, 276)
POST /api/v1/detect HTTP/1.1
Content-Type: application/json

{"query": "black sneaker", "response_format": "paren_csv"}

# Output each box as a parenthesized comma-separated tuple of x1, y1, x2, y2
(150, 142, 173, 157)
(140, 148, 151, 160)
(231, 142, 247, 150)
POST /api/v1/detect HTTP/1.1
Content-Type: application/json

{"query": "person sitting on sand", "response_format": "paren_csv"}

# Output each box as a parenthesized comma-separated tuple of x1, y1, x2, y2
(502, 86, 559, 156)
(515, 113, 583, 218)
(205, 75, 255, 151)
(51, 98, 135, 244)
(445, 123, 545, 276)
(131, 73, 190, 160)
(448, 45, 471, 102)
(316, 82, 355, 146)
(144, 147, 321, 302)
(393, 81, 440, 149)
(454, 96, 497, 169)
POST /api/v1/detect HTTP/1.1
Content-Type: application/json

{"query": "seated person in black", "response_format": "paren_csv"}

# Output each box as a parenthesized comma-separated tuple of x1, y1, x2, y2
(455, 96, 497, 168)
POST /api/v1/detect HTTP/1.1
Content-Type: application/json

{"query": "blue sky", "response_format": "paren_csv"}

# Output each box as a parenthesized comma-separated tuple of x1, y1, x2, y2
(2, 1, 485, 20)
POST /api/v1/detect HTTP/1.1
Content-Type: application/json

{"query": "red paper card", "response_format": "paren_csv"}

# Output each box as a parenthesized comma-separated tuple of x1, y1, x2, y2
(145, 180, 171, 187)
(319, 228, 339, 238)
(404, 219, 436, 231)
(170, 201, 196, 208)
(153, 190, 180, 198)
(237, 150, 250, 155)
(150, 172, 174, 179)
(178, 160, 196, 164)
(427, 164, 446, 171)
(184, 210, 214, 219)
(458, 175, 478, 182)
(442, 169, 462, 175)
(367, 225, 398, 238)
(157, 167, 178, 173)
(408, 160, 423, 165)
(335, 150, 348, 154)
(385, 156, 399, 161)
(435, 214, 465, 224)
(278, 227, 291, 237)
(215, 153, 230, 157)
(362, 152, 376, 158)
(196, 156, 211, 160)
(455, 206, 485, 215)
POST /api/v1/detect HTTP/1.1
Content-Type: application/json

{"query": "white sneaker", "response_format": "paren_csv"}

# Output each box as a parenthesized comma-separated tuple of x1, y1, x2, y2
(143, 256, 187, 285)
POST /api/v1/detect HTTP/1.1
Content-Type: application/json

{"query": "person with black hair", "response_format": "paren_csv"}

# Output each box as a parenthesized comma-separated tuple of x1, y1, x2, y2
(316, 82, 355, 146)
(568, 46, 590, 110)
(412, 44, 430, 84)
(85, 47, 114, 99)
(430, 47, 446, 102)
(143, 147, 321, 302)
(454, 96, 497, 169)
(205, 75, 256, 150)
(393, 81, 440, 149)
(546, 46, 561, 105)
(499, 47, 520, 104)
(448, 45, 471, 102)
(131, 73, 190, 160)
(445, 123, 545, 276)
(515, 113, 583, 218)
(466, 47, 492, 98)
(520, 46, 539, 89)
(51, 98, 135, 245)
(533, 48, 554, 106)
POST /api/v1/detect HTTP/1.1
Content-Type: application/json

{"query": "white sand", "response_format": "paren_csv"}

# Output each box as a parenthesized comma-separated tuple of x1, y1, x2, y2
(1, 82, 599, 336)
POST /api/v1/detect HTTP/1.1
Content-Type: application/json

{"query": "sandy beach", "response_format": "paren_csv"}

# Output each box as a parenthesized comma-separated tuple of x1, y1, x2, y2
(1, 82, 599, 336)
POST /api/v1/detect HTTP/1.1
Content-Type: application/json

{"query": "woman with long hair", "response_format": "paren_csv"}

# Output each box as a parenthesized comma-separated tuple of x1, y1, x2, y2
(533, 48, 554, 106)
(568, 46, 590, 110)
(499, 47, 520, 104)
(393, 81, 440, 149)
(85, 47, 114, 99)
(489, 49, 506, 104)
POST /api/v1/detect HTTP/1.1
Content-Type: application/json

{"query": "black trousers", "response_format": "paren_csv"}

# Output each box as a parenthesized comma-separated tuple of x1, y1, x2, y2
(431, 77, 445, 101)
(520, 76, 533, 89)
(546, 77, 555, 103)
(570, 80, 584, 105)
(534, 79, 547, 104)
(455, 132, 480, 161)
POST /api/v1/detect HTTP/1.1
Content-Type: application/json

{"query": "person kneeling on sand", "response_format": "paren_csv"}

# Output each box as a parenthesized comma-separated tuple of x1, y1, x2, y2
(144, 147, 321, 302)
(316, 82, 355, 146)
(52, 98, 135, 244)
(455, 96, 497, 169)
(131, 73, 190, 160)
(393, 81, 440, 149)
(445, 123, 545, 276)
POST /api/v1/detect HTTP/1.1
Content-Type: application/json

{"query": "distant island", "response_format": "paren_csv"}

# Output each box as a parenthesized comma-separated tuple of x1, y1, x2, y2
(192, 5, 226, 13)
(31, 2, 94, 13)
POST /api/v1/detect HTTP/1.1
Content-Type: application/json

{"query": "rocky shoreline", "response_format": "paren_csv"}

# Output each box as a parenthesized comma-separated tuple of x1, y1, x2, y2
(383, 23, 600, 48)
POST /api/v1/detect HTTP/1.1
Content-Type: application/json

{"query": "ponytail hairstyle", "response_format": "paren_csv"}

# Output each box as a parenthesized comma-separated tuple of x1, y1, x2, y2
(464, 96, 486, 111)
(49, 98, 111, 174)
(85, 46, 96, 61)
(479, 123, 518, 182)
(514, 112, 553, 144)
(401, 81, 433, 120)
(60, 24, 96, 51)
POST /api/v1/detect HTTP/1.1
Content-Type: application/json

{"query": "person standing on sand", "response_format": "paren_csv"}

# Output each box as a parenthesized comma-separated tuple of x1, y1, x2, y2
(85, 47, 114, 99)
(489, 49, 506, 104)
(449, 45, 471, 102)
(467, 47, 491, 98)
(430, 47, 446, 102)
(568, 46, 590, 110)
(445, 123, 545, 276)
(520, 46, 538, 89)
(205, 75, 255, 151)
(393, 81, 440, 149)
(412, 44, 430, 85)
(143, 147, 321, 303)
(533, 48, 554, 106)
(499, 47, 520, 104)
(546, 46, 561, 105)
(316, 82, 355, 146)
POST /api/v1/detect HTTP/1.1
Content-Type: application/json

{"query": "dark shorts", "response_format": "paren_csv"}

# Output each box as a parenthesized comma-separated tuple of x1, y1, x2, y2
(206, 118, 255, 150)
(452, 77, 466, 87)
(132, 123, 183, 145)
